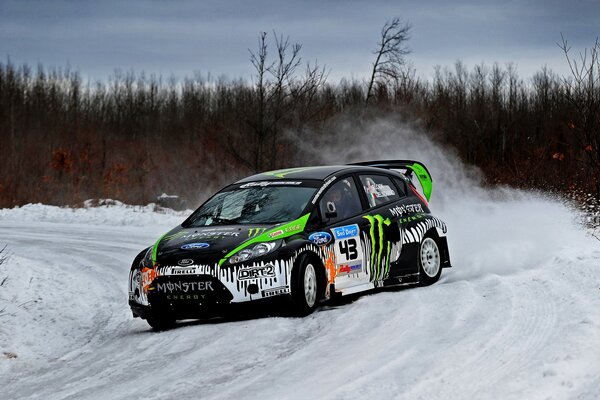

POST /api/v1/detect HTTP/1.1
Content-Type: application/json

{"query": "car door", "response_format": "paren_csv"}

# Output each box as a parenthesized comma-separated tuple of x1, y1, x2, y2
(355, 173, 408, 282)
(316, 176, 373, 291)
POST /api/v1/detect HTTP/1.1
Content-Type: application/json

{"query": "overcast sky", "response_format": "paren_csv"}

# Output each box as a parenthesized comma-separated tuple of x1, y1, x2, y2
(1, 0, 598, 83)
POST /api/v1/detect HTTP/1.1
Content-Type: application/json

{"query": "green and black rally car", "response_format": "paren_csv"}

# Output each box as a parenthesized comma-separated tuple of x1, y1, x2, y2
(129, 160, 451, 329)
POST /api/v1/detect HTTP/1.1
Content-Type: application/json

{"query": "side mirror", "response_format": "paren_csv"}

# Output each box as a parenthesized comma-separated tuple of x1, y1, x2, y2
(324, 201, 337, 220)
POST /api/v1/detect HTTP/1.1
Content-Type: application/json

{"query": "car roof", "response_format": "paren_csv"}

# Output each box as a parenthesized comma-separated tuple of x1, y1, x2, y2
(235, 165, 406, 183)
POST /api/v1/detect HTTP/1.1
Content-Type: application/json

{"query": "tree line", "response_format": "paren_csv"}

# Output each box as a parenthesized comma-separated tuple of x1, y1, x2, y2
(1, 26, 599, 208)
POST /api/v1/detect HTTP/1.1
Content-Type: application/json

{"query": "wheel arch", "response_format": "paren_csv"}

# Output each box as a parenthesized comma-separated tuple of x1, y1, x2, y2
(131, 246, 151, 271)
(423, 227, 451, 268)
(291, 248, 327, 301)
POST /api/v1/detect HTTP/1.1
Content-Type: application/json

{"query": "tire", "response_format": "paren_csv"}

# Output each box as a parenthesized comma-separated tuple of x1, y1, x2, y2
(418, 235, 442, 285)
(146, 312, 176, 331)
(290, 254, 322, 316)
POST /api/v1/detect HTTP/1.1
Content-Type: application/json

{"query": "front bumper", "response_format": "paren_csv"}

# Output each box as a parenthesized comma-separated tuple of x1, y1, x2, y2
(129, 259, 294, 316)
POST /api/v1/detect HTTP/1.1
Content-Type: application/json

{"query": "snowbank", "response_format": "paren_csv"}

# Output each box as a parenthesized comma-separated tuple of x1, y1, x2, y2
(0, 200, 190, 227)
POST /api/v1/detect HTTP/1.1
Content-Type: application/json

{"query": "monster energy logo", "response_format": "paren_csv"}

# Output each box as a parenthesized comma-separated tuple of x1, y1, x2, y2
(362, 215, 392, 282)
(247, 228, 267, 237)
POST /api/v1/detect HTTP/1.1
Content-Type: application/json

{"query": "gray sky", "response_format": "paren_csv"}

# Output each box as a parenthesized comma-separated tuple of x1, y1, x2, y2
(1, 0, 598, 83)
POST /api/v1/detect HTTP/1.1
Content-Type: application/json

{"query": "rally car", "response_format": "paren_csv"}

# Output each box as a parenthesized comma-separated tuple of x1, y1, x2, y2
(128, 160, 451, 329)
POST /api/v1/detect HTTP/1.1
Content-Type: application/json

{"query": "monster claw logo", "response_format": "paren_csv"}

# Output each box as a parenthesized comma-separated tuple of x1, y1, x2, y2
(248, 228, 266, 237)
(363, 214, 393, 282)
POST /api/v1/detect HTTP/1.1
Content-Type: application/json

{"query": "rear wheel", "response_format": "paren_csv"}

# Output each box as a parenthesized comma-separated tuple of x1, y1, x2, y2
(290, 255, 322, 316)
(418, 236, 442, 285)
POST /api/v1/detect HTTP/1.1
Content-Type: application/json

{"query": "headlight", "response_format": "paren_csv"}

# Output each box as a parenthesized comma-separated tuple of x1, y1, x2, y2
(229, 241, 279, 264)
(141, 248, 153, 268)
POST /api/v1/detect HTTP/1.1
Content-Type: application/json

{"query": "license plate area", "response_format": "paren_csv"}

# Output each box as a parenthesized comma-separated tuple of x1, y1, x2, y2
(148, 275, 233, 306)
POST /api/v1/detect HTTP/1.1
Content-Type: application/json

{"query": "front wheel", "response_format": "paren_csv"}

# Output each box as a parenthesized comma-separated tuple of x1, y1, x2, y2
(290, 255, 322, 316)
(146, 311, 176, 331)
(418, 236, 442, 285)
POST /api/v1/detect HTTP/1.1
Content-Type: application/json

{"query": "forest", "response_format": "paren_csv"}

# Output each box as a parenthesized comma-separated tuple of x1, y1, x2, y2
(1, 27, 599, 209)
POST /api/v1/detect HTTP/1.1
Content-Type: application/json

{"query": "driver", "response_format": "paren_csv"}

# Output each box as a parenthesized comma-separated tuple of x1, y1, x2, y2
(325, 183, 353, 220)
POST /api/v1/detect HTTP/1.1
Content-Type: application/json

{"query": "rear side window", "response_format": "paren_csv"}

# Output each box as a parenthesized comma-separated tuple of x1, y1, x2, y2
(359, 174, 400, 207)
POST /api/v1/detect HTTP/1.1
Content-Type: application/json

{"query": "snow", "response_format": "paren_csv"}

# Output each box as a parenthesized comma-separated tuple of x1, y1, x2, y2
(1, 195, 598, 400)
(0, 200, 188, 227)
(1, 121, 599, 399)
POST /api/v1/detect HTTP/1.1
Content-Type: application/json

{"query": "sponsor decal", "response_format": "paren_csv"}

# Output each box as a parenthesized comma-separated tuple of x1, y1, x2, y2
(263, 167, 312, 178)
(268, 229, 284, 238)
(178, 259, 194, 266)
(248, 228, 267, 237)
(267, 223, 300, 238)
(373, 183, 395, 197)
(180, 242, 210, 250)
(156, 281, 214, 293)
(262, 286, 290, 297)
(141, 267, 156, 291)
(332, 224, 364, 268)
(285, 224, 301, 233)
(179, 231, 240, 240)
(169, 267, 197, 275)
(338, 264, 362, 275)
(267, 220, 302, 239)
(312, 176, 337, 204)
(332, 224, 359, 240)
(324, 250, 337, 285)
(166, 294, 208, 301)
(240, 181, 302, 188)
(308, 231, 332, 246)
(237, 264, 276, 281)
(365, 182, 396, 199)
(363, 215, 393, 281)
(161, 229, 235, 243)
(389, 203, 423, 218)
(398, 214, 425, 224)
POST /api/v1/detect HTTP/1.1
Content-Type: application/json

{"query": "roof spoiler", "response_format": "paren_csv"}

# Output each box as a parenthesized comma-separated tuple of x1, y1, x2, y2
(349, 160, 433, 201)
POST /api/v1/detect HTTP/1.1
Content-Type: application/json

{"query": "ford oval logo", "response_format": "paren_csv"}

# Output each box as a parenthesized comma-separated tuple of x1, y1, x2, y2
(178, 259, 194, 266)
(180, 242, 210, 250)
(308, 231, 332, 246)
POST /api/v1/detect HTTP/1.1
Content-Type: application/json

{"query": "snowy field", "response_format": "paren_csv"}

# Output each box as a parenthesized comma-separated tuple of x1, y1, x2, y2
(1, 122, 600, 399)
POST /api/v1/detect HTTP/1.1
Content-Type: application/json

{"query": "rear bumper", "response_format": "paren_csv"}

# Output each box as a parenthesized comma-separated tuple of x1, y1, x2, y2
(438, 236, 452, 268)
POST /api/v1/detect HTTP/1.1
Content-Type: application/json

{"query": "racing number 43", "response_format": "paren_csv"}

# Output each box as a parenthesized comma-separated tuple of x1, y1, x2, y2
(338, 238, 358, 260)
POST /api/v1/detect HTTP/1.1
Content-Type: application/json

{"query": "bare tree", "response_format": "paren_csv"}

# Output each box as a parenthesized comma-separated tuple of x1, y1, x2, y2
(558, 34, 600, 196)
(366, 18, 411, 104)
(229, 31, 326, 172)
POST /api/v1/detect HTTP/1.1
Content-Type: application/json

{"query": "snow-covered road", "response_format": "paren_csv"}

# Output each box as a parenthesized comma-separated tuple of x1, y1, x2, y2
(0, 195, 599, 400)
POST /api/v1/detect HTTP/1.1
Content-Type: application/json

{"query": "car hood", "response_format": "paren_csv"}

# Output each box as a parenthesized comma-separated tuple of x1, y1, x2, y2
(154, 224, 274, 264)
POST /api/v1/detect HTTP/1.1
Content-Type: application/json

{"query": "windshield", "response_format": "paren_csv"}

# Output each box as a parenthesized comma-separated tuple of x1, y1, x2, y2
(183, 184, 317, 227)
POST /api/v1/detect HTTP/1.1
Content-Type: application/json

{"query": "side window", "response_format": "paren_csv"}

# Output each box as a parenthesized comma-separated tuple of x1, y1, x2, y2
(392, 177, 407, 197)
(318, 178, 363, 223)
(359, 174, 400, 207)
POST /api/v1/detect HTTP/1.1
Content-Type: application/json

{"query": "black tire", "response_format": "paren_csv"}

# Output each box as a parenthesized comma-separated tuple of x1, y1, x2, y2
(146, 312, 176, 331)
(418, 234, 442, 286)
(290, 254, 323, 316)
